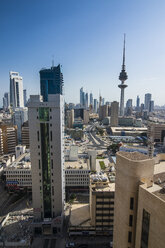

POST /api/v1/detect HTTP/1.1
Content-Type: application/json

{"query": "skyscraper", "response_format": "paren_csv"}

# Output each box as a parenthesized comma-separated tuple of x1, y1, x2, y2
(23, 89, 27, 106)
(144, 93, 152, 111)
(94, 99, 98, 113)
(3, 92, 10, 110)
(28, 66, 65, 235)
(85, 92, 88, 108)
(40, 64, 63, 101)
(90, 93, 93, 106)
(111, 101, 119, 126)
(136, 95, 140, 110)
(118, 34, 128, 116)
(149, 100, 154, 112)
(10, 71, 24, 109)
(80, 87, 84, 106)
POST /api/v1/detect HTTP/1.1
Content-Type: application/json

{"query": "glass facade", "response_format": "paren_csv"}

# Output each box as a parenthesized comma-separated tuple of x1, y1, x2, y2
(40, 123, 51, 218)
(39, 107, 49, 121)
(40, 65, 63, 101)
(141, 209, 150, 248)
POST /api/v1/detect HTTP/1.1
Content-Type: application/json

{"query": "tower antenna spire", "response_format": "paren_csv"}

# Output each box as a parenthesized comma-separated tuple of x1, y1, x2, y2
(122, 33, 126, 70)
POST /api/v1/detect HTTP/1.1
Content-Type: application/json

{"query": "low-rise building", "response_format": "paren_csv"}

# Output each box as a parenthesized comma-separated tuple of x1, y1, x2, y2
(5, 152, 31, 192)
(90, 173, 115, 234)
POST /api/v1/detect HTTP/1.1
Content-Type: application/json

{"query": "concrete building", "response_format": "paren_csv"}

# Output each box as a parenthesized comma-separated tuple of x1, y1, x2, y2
(21, 121, 30, 148)
(15, 145, 26, 158)
(90, 173, 115, 233)
(144, 93, 152, 111)
(148, 122, 165, 144)
(118, 34, 128, 116)
(28, 94, 65, 235)
(10, 71, 24, 109)
(110, 126, 147, 137)
(65, 160, 90, 190)
(5, 152, 31, 192)
(99, 105, 108, 121)
(13, 107, 28, 142)
(110, 101, 119, 127)
(66, 109, 74, 128)
(113, 152, 155, 248)
(0, 125, 17, 154)
(88, 150, 97, 171)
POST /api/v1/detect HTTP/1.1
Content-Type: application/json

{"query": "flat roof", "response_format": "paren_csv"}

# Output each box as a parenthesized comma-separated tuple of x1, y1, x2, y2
(118, 151, 149, 161)
(65, 160, 89, 170)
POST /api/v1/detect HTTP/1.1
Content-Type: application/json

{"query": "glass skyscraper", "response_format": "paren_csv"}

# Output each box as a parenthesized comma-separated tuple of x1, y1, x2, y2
(40, 64, 63, 101)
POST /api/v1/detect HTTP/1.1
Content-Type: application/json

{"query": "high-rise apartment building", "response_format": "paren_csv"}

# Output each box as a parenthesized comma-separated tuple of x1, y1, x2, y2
(110, 101, 119, 126)
(126, 99, 133, 115)
(29, 93, 65, 235)
(0, 125, 18, 154)
(144, 93, 152, 111)
(21, 121, 30, 148)
(10, 71, 24, 109)
(67, 109, 74, 128)
(40, 64, 63, 102)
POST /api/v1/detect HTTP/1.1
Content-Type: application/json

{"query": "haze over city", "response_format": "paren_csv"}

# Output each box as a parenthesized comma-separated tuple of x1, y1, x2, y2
(1, 0, 165, 105)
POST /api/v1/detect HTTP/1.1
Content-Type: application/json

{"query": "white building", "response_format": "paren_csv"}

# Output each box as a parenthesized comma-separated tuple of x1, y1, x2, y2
(13, 107, 28, 141)
(10, 71, 24, 109)
(65, 160, 90, 188)
(28, 94, 65, 235)
(5, 153, 31, 191)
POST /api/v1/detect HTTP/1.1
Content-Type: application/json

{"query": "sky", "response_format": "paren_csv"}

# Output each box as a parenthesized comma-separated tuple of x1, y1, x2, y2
(0, 0, 165, 106)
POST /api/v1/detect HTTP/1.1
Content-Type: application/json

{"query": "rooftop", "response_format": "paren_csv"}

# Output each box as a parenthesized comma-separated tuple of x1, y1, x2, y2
(118, 151, 149, 161)
(64, 160, 89, 170)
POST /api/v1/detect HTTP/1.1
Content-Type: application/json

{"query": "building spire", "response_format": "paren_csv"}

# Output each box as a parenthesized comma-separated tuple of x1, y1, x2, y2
(122, 33, 126, 70)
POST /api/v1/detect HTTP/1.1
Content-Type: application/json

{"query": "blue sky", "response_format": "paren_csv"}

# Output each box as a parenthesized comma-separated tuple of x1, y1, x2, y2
(0, 0, 165, 106)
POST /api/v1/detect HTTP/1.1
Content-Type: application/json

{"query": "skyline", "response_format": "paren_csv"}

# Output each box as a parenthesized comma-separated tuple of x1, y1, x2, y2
(1, 0, 165, 106)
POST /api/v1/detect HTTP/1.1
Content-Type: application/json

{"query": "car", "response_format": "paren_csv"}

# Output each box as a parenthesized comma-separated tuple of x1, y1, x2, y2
(65, 242, 75, 248)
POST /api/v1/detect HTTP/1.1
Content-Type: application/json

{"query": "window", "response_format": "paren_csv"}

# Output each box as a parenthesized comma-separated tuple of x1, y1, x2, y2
(129, 215, 133, 227)
(37, 131, 39, 141)
(130, 197, 134, 210)
(50, 131, 52, 141)
(52, 186, 54, 195)
(141, 209, 150, 248)
(51, 160, 53, 169)
(39, 107, 49, 121)
(128, 231, 132, 243)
